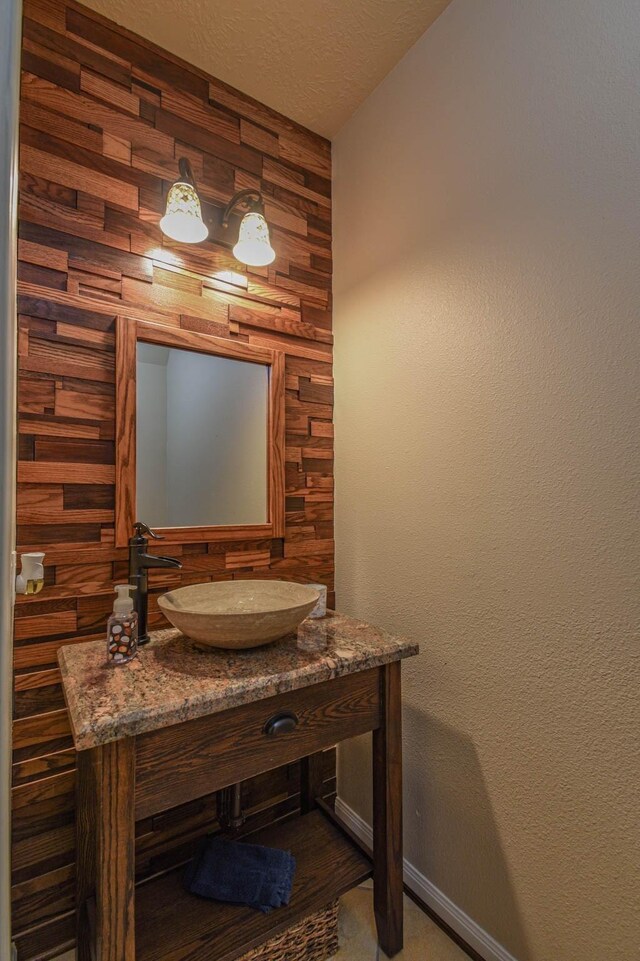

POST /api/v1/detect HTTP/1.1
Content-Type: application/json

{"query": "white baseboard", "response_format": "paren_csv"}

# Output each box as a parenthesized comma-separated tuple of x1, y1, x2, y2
(334, 798, 519, 961)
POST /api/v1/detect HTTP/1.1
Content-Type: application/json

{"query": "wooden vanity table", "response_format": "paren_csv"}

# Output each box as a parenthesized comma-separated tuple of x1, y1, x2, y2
(58, 612, 418, 961)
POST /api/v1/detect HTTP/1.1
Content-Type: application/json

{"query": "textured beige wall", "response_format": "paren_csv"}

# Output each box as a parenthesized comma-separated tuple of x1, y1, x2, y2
(333, 2, 640, 960)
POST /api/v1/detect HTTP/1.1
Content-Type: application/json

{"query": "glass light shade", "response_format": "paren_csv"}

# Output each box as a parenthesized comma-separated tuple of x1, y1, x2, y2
(232, 211, 276, 266)
(160, 181, 208, 244)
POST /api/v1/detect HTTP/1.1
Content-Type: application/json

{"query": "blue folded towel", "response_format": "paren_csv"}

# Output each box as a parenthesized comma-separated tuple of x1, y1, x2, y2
(184, 835, 296, 913)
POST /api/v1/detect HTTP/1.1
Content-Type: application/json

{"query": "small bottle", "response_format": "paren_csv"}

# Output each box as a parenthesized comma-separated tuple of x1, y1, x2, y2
(107, 585, 138, 665)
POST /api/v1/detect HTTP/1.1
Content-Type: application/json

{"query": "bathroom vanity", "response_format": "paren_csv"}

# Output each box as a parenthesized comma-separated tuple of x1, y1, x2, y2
(58, 613, 418, 961)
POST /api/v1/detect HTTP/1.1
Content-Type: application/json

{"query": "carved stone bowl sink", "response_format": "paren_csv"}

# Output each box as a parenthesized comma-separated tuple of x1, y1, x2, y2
(157, 580, 320, 650)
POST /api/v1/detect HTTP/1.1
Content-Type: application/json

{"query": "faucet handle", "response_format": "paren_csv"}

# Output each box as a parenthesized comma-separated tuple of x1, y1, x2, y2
(133, 521, 163, 540)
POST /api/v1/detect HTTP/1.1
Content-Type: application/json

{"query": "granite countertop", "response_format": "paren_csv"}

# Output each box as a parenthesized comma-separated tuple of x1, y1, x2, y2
(58, 612, 419, 751)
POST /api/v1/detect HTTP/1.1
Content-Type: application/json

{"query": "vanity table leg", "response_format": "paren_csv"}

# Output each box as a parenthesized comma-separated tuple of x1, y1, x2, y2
(76, 750, 96, 961)
(77, 739, 136, 961)
(372, 661, 403, 957)
(300, 751, 325, 813)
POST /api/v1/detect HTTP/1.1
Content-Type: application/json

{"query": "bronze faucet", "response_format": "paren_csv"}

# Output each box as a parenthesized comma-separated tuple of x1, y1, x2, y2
(128, 522, 182, 644)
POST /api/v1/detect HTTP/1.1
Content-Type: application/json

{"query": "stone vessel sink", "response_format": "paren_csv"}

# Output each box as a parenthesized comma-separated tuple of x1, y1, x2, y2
(157, 580, 320, 650)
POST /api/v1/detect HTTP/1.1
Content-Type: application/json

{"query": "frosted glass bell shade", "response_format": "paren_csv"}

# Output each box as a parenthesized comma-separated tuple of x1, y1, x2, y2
(160, 181, 208, 244)
(233, 211, 276, 266)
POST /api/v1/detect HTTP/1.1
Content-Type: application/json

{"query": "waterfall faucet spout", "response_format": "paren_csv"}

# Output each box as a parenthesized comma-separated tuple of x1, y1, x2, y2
(128, 522, 182, 644)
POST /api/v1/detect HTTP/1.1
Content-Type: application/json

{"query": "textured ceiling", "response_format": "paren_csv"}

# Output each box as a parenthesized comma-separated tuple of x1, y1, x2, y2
(81, 0, 452, 138)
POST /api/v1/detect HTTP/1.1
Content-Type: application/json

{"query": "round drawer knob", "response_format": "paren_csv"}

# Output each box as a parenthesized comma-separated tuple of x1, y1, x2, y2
(264, 712, 299, 736)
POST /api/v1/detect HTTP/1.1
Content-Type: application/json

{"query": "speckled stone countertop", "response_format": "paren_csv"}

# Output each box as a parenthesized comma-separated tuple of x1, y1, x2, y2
(58, 612, 418, 751)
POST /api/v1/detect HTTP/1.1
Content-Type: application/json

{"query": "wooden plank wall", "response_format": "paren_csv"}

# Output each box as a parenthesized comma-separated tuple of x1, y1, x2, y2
(13, 0, 333, 955)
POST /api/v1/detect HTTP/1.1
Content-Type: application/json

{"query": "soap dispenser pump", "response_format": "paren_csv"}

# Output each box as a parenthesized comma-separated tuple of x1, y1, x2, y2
(107, 584, 138, 665)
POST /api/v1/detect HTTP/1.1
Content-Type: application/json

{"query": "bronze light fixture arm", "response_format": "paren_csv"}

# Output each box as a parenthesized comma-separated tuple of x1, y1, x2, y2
(176, 156, 197, 187)
(222, 188, 266, 226)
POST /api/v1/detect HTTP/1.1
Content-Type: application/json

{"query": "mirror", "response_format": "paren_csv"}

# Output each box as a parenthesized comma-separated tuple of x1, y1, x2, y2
(115, 318, 285, 545)
(136, 343, 269, 528)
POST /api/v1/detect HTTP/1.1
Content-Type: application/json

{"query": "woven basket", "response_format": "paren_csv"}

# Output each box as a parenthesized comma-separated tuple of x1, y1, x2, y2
(239, 900, 340, 961)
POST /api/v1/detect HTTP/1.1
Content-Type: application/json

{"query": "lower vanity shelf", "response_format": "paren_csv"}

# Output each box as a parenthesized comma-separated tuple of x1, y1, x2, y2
(84, 808, 371, 961)
(131, 810, 372, 961)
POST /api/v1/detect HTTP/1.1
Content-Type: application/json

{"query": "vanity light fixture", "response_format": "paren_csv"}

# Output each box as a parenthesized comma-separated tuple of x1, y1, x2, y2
(159, 163, 276, 266)
(222, 188, 276, 267)
(159, 157, 209, 244)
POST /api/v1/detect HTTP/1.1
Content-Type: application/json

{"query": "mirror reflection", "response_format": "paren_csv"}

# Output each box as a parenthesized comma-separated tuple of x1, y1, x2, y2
(136, 343, 268, 528)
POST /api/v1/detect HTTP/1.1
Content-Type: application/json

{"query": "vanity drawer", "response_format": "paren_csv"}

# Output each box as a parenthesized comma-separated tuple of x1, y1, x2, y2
(134, 668, 380, 820)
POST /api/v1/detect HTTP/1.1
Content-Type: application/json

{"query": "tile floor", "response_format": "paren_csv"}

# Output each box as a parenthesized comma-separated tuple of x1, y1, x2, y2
(53, 885, 468, 961)
(331, 883, 469, 961)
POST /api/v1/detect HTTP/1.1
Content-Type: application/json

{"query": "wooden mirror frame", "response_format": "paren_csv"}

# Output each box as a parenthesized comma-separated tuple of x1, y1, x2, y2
(115, 318, 285, 547)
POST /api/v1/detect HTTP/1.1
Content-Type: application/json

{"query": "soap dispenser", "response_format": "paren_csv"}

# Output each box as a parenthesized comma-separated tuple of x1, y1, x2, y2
(107, 584, 138, 665)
